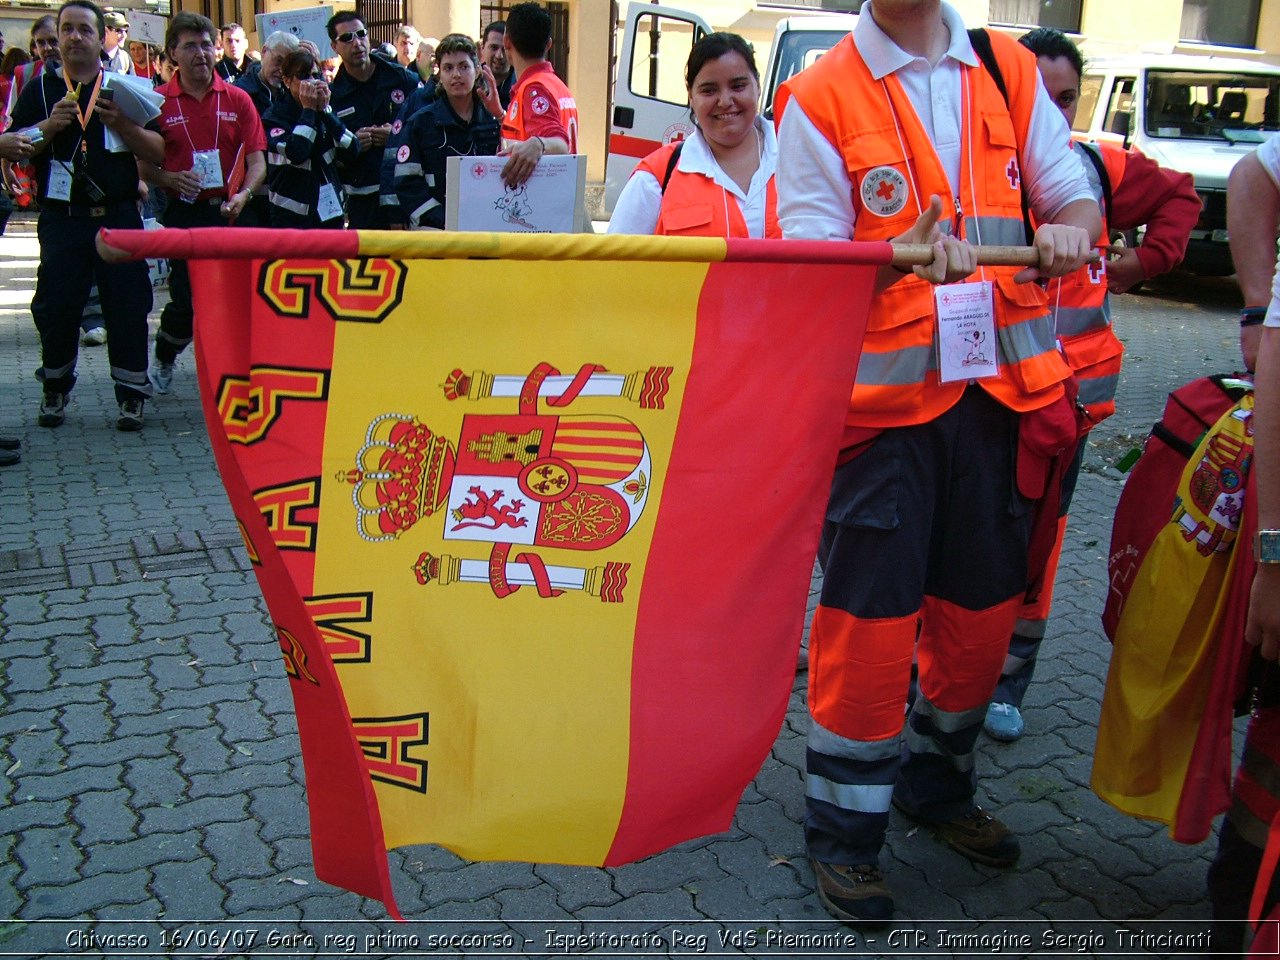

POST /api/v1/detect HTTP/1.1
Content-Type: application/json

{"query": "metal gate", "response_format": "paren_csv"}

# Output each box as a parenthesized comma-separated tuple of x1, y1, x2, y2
(358, 0, 410, 45)
(479, 1, 569, 81)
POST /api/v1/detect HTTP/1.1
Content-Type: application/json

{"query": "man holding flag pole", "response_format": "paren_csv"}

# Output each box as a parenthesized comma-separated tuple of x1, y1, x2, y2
(775, 0, 1099, 925)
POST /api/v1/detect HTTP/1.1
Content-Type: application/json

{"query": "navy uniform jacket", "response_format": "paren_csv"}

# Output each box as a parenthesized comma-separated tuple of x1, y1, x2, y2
(262, 95, 361, 227)
(385, 93, 500, 229)
(328, 53, 420, 198)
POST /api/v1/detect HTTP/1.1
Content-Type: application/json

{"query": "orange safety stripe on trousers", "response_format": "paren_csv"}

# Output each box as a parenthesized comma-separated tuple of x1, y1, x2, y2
(1020, 514, 1069, 622)
(918, 594, 1022, 713)
(809, 606, 917, 741)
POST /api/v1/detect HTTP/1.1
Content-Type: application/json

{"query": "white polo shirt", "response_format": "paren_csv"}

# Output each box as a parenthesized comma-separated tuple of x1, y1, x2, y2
(776, 0, 1091, 241)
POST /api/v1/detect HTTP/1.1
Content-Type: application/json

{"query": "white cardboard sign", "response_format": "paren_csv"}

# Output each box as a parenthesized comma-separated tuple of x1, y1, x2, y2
(445, 155, 587, 234)
(255, 6, 334, 55)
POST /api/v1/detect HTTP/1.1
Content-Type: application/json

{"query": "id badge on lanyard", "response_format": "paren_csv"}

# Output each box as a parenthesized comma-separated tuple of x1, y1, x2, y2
(316, 182, 343, 221)
(935, 280, 999, 383)
(47, 161, 73, 202)
(192, 149, 224, 189)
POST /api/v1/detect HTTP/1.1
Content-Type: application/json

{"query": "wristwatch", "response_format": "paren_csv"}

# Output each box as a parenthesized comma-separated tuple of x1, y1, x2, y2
(1258, 529, 1280, 564)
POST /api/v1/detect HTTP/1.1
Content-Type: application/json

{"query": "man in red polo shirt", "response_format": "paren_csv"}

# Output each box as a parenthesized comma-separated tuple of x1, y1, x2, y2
(498, 2, 576, 189)
(143, 11, 265, 395)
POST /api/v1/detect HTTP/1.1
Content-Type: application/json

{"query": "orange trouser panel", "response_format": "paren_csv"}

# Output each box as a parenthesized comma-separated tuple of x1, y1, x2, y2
(917, 594, 1022, 713)
(809, 607, 917, 742)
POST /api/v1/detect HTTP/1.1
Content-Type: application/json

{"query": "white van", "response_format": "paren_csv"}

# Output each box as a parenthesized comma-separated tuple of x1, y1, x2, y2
(604, 3, 855, 213)
(1075, 55, 1280, 275)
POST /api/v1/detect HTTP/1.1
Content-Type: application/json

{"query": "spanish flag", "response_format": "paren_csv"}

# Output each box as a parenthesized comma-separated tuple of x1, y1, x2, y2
(98, 228, 885, 917)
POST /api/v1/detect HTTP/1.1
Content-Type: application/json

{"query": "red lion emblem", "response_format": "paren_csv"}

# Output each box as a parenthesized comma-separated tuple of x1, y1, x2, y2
(450, 486, 527, 531)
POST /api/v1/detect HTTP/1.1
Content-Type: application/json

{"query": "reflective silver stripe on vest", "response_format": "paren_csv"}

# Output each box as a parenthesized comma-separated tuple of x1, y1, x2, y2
(344, 184, 380, 196)
(269, 191, 309, 217)
(997, 312, 1056, 368)
(854, 342, 935, 387)
(1077, 373, 1119, 407)
(269, 153, 311, 170)
(963, 215, 1027, 248)
(291, 123, 317, 143)
(806, 774, 894, 813)
(1054, 298, 1112, 338)
(408, 197, 440, 228)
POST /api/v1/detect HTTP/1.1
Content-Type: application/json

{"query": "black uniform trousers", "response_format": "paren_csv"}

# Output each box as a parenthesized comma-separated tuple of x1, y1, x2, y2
(156, 199, 226, 364)
(33, 204, 152, 403)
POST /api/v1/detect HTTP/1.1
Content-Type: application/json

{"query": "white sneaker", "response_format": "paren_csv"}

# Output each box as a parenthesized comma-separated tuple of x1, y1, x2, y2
(81, 326, 107, 346)
(149, 360, 175, 394)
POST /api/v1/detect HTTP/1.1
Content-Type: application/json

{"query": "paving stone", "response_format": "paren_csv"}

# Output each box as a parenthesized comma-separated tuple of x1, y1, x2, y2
(139, 795, 249, 834)
(13, 825, 83, 887)
(66, 732, 170, 768)
(708, 838, 807, 905)
(578, 889, 701, 922)
(20, 868, 152, 919)
(56, 701, 116, 747)
(114, 705, 210, 739)
(72, 786, 138, 845)
(420, 862, 541, 907)
(0, 798, 73, 834)
(82, 831, 201, 877)
(152, 858, 227, 916)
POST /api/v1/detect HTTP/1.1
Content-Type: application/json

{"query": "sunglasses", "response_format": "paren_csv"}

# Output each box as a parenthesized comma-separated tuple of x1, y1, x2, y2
(335, 28, 368, 43)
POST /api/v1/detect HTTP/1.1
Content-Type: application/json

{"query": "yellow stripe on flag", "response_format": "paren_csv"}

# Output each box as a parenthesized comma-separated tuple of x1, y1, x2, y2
(313, 256, 708, 862)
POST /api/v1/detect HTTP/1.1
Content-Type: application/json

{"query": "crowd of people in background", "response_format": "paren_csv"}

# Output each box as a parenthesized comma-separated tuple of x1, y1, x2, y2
(1, 0, 1280, 953)
(0, 0, 574, 431)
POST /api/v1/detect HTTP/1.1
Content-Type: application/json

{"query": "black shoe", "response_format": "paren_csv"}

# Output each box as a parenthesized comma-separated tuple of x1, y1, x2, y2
(893, 798, 1020, 868)
(38, 391, 66, 428)
(116, 399, 144, 432)
(0, 448, 18, 467)
(0, 436, 19, 450)
(810, 858, 894, 926)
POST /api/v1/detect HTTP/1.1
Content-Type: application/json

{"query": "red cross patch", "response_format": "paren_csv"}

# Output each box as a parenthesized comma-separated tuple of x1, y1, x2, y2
(876, 179, 896, 202)
(1006, 158, 1021, 190)
(1087, 257, 1105, 284)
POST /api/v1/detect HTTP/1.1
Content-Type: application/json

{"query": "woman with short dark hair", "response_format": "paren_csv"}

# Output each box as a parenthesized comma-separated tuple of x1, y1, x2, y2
(261, 47, 360, 227)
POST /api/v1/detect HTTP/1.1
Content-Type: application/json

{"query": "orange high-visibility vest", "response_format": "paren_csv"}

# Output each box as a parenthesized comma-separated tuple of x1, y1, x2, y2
(501, 64, 578, 153)
(776, 32, 1073, 429)
(1046, 140, 1127, 425)
(633, 141, 779, 239)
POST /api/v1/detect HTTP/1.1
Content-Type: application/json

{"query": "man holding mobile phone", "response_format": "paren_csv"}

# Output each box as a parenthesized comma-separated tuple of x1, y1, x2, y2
(9, 0, 164, 432)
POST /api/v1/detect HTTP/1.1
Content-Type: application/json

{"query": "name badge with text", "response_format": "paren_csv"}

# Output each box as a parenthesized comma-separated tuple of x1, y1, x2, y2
(191, 149, 224, 190)
(936, 280, 998, 383)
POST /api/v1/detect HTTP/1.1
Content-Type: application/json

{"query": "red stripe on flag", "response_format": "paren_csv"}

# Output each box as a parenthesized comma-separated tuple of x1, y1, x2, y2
(604, 258, 877, 865)
(609, 132, 664, 159)
(192, 258, 401, 917)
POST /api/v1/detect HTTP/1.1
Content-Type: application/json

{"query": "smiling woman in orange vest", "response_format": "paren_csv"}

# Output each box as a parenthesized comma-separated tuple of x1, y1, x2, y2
(608, 33, 778, 239)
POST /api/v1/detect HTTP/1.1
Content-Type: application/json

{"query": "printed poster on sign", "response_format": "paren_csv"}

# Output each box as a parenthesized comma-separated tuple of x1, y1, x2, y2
(255, 6, 334, 55)
(445, 155, 587, 234)
(129, 11, 167, 46)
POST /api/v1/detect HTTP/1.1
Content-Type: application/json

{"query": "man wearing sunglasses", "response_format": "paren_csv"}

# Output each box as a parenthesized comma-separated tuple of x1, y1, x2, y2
(102, 11, 132, 75)
(326, 11, 420, 228)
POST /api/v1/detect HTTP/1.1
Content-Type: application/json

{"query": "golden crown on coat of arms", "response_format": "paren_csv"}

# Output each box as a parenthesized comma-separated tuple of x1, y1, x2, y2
(336, 413, 456, 543)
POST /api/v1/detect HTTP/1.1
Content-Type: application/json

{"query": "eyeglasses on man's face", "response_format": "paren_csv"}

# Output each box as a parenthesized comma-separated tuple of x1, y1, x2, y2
(335, 28, 368, 43)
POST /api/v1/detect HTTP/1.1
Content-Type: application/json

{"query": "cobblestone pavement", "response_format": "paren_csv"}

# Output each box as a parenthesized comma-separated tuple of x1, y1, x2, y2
(0, 213, 1251, 957)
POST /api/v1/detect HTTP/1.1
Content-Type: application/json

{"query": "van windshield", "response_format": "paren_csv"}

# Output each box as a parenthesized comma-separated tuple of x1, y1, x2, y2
(1145, 69, 1280, 140)
(763, 29, 849, 117)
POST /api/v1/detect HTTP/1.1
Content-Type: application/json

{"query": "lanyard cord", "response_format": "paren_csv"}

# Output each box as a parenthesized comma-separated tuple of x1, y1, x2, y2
(176, 89, 221, 156)
(961, 67, 987, 282)
(41, 68, 102, 167)
(880, 77, 924, 219)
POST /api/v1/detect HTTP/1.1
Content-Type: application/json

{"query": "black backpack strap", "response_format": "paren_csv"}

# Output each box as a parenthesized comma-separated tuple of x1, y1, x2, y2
(968, 28, 1008, 105)
(1077, 140, 1114, 221)
(661, 140, 685, 193)
(967, 28, 1033, 244)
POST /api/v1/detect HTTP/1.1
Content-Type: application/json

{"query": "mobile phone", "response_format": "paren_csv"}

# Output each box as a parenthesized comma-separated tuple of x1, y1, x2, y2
(98, 87, 115, 102)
